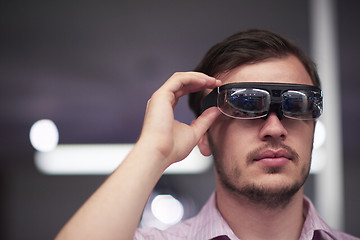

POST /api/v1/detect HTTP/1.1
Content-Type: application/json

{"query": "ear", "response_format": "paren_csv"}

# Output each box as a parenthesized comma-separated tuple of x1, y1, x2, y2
(197, 132, 212, 156)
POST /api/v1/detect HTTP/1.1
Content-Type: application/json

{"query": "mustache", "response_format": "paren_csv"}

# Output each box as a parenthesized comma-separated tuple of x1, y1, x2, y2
(246, 140, 300, 165)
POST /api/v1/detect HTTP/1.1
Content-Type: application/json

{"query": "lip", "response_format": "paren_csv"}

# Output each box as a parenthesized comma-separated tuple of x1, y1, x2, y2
(253, 149, 292, 167)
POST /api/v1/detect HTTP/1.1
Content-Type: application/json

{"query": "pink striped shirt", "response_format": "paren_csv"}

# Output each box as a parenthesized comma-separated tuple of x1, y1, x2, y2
(134, 193, 359, 240)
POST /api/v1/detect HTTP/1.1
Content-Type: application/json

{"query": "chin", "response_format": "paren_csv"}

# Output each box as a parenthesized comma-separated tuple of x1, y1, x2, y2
(220, 172, 305, 208)
(254, 180, 298, 194)
(238, 179, 304, 209)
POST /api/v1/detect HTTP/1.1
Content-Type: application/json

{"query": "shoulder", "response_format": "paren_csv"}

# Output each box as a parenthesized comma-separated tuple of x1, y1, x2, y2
(302, 197, 360, 240)
(134, 192, 225, 240)
(316, 229, 360, 240)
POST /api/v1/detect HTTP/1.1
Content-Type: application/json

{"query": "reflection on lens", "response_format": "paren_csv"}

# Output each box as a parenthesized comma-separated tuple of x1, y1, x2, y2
(282, 90, 322, 120)
(218, 88, 270, 119)
(283, 91, 308, 112)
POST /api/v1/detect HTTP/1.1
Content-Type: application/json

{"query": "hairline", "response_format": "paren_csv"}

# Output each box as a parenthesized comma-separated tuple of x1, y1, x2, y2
(200, 54, 317, 100)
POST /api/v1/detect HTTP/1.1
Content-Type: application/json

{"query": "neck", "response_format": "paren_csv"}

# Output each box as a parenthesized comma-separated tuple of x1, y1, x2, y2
(216, 186, 305, 240)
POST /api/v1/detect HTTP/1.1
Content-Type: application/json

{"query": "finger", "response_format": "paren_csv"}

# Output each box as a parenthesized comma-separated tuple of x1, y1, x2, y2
(190, 107, 221, 140)
(162, 72, 221, 99)
(149, 72, 220, 109)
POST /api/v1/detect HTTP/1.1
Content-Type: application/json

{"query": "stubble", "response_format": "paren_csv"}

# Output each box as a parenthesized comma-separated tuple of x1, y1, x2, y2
(210, 137, 311, 209)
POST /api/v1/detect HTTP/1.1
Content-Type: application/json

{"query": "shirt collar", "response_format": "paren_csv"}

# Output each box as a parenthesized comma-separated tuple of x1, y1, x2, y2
(300, 196, 338, 239)
(193, 193, 337, 240)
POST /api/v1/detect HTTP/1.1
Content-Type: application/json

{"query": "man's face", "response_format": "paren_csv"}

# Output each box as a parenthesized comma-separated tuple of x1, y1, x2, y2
(198, 55, 315, 207)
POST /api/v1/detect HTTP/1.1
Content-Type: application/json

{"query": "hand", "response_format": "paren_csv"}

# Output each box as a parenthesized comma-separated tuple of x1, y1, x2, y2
(54, 72, 221, 240)
(137, 72, 222, 167)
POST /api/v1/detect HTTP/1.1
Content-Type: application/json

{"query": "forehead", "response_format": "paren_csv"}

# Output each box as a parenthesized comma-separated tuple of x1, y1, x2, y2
(217, 55, 313, 86)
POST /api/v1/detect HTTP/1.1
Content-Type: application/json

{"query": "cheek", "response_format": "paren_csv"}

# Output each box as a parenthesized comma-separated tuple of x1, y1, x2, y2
(209, 119, 256, 163)
(210, 118, 254, 148)
(288, 122, 314, 158)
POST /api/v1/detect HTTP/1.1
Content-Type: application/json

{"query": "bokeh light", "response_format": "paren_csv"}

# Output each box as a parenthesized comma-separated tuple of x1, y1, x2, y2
(29, 119, 59, 152)
(151, 194, 184, 226)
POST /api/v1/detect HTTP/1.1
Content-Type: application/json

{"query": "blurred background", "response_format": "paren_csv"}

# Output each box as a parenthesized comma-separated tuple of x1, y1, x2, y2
(1, 0, 360, 239)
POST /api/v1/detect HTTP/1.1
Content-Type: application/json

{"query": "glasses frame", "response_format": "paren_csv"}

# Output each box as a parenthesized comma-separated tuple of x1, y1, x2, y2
(201, 82, 323, 120)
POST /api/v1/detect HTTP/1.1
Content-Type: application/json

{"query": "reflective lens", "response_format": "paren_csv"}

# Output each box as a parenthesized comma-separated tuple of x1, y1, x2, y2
(201, 82, 323, 120)
(282, 90, 323, 120)
(218, 88, 270, 119)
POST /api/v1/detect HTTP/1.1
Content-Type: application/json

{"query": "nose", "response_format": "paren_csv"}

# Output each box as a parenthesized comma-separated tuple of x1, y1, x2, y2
(259, 112, 288, 141)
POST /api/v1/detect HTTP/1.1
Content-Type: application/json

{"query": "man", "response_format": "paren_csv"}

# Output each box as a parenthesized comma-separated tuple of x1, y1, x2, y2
(56, 30, 358, 240)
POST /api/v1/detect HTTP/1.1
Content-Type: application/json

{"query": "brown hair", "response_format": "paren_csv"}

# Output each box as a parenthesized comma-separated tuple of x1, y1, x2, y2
(188, 29, 320, 117)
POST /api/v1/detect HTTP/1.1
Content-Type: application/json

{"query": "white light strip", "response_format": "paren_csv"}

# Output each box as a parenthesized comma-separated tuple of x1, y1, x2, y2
(35, 141, 325, 175)
(310, 120, 327, 174)
(34, 144, 213, 175)
(310, 0, 344, 230)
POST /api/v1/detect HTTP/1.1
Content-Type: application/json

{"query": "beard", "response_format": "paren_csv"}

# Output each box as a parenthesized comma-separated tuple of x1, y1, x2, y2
(218, 173, 306, 209)
(209, 137, 311, 209)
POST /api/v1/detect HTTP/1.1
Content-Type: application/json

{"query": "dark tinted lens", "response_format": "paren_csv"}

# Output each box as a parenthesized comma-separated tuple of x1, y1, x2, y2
(218, 88, 270, 119)
(282, 90, 323, 120)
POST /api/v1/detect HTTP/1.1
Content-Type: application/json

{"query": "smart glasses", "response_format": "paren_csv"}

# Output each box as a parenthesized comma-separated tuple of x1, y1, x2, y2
(201, 82, 323, 120)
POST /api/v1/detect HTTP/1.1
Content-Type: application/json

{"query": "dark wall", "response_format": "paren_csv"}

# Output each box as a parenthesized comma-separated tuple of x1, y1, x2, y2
(1, 1, 359, 239)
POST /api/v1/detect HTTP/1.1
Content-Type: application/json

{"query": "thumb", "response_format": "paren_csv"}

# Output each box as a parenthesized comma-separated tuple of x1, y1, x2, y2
(190, 107, 221, 141)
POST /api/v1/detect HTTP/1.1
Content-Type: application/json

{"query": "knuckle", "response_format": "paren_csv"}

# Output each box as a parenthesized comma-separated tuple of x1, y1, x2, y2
(171, 72, 183, 78)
